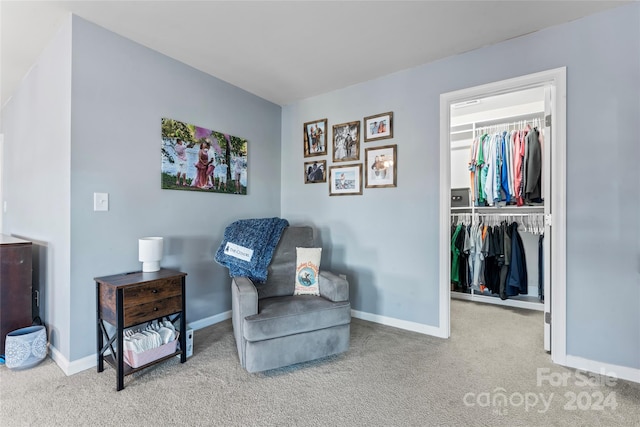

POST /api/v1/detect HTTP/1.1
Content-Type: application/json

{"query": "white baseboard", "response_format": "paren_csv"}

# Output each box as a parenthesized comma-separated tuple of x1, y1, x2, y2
(351, 309, 448, 338)
(50, 345, 96, 376)
(48, 311, 232, 376)
(186, 310, 231, 331)
(563, 355, 640, 384)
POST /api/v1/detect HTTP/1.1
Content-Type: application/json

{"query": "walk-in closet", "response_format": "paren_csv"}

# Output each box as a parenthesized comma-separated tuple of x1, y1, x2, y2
(440, 68, 567, 355)
(449, 86, 547, 311)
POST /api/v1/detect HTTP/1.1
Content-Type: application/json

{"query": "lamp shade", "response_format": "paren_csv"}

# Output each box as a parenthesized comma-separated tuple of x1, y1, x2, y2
(139, 237, 163, 272)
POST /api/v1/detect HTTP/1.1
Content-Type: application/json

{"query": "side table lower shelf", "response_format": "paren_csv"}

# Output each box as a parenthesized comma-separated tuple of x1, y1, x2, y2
(102, 349, 183, 376)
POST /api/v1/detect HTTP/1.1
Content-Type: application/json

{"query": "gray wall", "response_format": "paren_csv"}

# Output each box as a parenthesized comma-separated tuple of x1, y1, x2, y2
(68, 17, 282, 360)
(2, 15, 282, 363)
(2, 16, 73, 356)
(281, 3, 640, 369)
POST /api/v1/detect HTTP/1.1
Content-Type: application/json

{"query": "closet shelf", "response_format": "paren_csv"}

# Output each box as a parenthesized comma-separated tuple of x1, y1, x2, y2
(450, 111, 545, 133)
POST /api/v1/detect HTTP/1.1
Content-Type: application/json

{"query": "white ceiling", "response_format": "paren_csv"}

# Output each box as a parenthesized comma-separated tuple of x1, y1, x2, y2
(0, 0, 629, 107)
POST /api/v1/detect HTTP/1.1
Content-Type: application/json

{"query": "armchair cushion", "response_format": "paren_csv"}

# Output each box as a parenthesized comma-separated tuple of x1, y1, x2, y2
(257, 227, 314, 299)
(243, 295, 351, 342)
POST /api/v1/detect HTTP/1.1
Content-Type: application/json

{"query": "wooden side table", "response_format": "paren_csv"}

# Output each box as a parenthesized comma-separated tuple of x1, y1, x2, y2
(95, 269, 187, 391)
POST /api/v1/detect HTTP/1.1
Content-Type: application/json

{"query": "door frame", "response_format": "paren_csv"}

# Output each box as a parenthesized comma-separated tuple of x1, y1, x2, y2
(438, 67, 567, 365)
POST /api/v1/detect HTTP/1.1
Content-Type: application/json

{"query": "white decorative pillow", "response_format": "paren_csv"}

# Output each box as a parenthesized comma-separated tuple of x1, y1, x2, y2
(294, 247, 322, 296)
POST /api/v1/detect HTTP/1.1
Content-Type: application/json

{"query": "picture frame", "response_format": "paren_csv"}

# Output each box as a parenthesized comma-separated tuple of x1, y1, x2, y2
(161, 117, 248, 195)
(329, 163, 363, 196)
(365, 144, 397, 188)
(304, 159, 326, 184)
(332, 121, 360, 162)
(363, 111, 393, 142)
(303, 119, 328, 157)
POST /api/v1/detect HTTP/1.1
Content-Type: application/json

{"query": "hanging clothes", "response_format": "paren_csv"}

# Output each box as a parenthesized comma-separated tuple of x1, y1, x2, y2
(506, 222, 528, 296)
(500, 133, 511, 203)
(525, 127, 543, 203)
(499, 221, 512, 300)
(451, 213, 544, 302)
(459, 226, 470, 292)
(487, 225, 504, 294)
(469, 122, 542, 207)
(538, 234, 544, 302)
(467, 222, 485, 291)
(451, 224, 462, 284)
(451, 223, 470, 292)
(483, 135, 497, 205)
(477, 134, 489, 205)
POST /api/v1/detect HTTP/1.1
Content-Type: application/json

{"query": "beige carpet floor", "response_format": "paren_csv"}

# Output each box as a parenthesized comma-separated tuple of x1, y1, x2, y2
(1, 299, 639, 426)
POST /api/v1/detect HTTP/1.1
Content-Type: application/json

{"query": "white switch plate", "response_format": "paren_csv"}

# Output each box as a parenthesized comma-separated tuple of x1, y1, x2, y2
(93, 193, 109, 211)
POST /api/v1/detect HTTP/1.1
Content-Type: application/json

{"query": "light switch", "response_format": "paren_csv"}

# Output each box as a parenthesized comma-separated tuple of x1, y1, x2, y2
(94, 193, 109, 211)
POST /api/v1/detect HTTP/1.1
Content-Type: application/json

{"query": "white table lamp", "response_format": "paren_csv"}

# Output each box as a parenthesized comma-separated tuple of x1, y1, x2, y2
(139, 237, 163, 272)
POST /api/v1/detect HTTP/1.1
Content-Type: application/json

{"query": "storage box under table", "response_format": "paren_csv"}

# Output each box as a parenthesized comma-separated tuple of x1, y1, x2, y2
(123, 336, 179, 369)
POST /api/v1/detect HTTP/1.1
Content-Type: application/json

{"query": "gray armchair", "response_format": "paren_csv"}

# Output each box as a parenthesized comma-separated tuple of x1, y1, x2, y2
(231, 226, 351, 373)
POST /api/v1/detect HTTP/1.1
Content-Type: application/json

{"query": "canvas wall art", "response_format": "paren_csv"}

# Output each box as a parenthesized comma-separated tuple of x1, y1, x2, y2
(161, 118, 248, 195)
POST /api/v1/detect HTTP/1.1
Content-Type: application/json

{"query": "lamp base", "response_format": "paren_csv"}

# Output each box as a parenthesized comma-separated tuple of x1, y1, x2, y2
(142, 261, 160, 272)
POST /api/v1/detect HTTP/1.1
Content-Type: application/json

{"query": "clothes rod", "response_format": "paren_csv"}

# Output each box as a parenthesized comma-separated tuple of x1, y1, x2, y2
(474, 117, 544, 134)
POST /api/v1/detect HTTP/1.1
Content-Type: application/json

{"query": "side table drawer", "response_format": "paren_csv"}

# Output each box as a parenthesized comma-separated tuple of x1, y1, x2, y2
(122, 279, 183, 327)
(123, 295, 182, 327)
(123, 279, 181, 304)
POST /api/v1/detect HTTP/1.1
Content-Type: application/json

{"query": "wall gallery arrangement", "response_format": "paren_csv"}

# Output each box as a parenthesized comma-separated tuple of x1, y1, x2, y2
(161, 118, 248, 195)
(303, 112, 396, 195)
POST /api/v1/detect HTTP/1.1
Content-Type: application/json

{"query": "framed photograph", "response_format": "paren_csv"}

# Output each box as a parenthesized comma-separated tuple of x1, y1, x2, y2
(304, 160, 326, 184)
(365, 144, 397, 188)
(161, 118, 247, 195)
(332, 121, 360, 162)
(329, 163, 363, 196)
(303, 119, 327, 157)
(364, 111, 393, 142)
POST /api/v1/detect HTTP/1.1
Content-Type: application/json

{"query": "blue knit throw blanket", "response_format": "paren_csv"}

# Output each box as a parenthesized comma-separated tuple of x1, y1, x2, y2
(215, 217, 289, 283)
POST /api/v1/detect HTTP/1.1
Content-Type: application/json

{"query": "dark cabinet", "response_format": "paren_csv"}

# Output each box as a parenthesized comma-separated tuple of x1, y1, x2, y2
(0, 235, 33, 355)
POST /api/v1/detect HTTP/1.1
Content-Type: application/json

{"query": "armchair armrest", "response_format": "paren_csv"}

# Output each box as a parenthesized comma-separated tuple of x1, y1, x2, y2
(319, 271, 349, 302)
(232, 276, 258, 322)
(231, 277, 258, 366)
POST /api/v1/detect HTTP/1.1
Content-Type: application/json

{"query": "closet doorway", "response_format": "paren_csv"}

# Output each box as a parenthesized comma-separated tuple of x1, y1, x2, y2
(438, 68, 567, 364)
